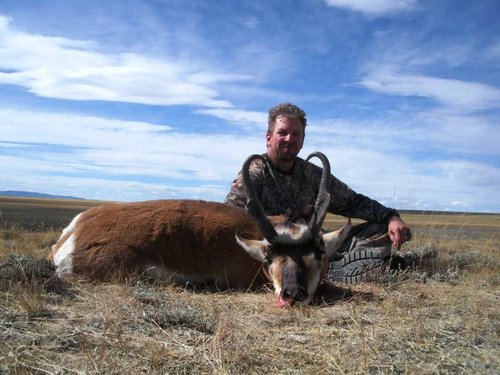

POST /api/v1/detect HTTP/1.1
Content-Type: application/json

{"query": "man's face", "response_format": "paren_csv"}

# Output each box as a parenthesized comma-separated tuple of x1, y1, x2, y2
(266, 116, 304, 163)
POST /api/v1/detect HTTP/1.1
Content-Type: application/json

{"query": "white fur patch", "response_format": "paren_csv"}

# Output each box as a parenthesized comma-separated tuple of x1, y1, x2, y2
(61, 213, 82, 238)
(275, 223, 310, 243)
(53, 233, 75, 277)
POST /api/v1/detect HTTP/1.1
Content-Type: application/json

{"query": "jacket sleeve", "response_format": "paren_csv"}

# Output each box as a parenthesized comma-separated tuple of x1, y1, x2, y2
(224, 170, 247, 208)
(224, 159, 265, 208)
(328, 175, 400, 224)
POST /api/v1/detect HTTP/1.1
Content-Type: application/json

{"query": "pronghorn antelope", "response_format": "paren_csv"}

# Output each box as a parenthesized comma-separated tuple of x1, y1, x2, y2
(50, 152, 351, 306)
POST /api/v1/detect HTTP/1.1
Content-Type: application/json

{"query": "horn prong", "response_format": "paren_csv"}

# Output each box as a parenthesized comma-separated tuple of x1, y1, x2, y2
(242, 155, 279, 244)
(306, 152, 332, 236)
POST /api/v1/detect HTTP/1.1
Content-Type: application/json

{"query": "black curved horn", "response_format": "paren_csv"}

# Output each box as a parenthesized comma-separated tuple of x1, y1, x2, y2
(306, 152, 332, 236)
(242, 154, 278, 244)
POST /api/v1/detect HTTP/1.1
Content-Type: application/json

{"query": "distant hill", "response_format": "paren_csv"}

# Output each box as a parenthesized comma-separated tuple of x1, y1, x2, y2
(0, 190, 85, 200)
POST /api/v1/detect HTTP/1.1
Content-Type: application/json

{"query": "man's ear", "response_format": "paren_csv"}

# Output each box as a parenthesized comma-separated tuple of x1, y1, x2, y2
(265, 132, 272, 148)
(235, 233, 268, 262)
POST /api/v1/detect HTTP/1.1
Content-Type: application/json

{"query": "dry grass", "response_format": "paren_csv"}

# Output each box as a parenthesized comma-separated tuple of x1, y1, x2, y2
(0, 198, 499, 374)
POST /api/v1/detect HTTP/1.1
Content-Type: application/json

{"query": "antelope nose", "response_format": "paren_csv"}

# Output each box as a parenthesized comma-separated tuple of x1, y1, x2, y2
(281, 285, 308, 302)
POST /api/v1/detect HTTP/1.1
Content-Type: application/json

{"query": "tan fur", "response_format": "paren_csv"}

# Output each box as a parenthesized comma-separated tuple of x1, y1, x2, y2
(51, 199, 350, 305)
(51, 200, 269, 288)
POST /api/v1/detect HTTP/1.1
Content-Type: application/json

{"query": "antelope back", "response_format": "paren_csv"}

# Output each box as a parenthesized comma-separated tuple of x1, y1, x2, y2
(50, 200, 267, 287)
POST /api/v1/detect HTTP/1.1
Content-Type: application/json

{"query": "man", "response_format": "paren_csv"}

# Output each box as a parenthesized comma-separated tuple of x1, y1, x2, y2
(224, 103, 411, 283)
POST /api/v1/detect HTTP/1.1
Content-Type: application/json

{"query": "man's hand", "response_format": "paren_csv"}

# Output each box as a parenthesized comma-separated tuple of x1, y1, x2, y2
(388, 216, 412, 250)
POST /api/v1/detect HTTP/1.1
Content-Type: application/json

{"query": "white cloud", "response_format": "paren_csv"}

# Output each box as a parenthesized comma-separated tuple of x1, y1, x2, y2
(434, 159, 500, 188)
(244, 16, 260, 29)
(486, 41, 500, 59)
(309, 111, 500, 158)
(324, 0, 418, 16)
(0, 5, 498, 213)
(195, 108, 267, 129)
(0, 15, 245, 108)
(0, 107, 262, 184)
(417, 111, 500, 156)
(302, 113, 500, 212)
(1, 106, 499, 211)
(360, 68, 500, 112)
(0, 158, 228, 202)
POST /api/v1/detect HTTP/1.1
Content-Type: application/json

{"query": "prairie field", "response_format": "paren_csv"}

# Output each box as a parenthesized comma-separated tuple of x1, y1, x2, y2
(0, 196, 498, 374)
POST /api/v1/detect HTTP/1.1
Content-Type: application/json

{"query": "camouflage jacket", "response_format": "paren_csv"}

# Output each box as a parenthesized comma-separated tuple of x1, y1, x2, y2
(224, 154, 399, 224)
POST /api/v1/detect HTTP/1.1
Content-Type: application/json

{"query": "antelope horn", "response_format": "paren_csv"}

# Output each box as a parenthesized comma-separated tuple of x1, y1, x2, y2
(242, 154, 278, 244)
(306, 152, 332, 236)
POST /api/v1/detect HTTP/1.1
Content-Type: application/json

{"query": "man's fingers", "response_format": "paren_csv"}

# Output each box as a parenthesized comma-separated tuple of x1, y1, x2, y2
(388, 217, 411, 250)
(390, 231, 401, 250)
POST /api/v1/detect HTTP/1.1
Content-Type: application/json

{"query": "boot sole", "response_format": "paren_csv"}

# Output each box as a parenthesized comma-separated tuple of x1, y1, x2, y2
(329, 248, 391, 284)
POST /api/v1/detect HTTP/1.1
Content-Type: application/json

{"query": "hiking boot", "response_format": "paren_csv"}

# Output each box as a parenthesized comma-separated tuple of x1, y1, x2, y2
(327, 222, 416, 284)
(328, 246, 392, 284)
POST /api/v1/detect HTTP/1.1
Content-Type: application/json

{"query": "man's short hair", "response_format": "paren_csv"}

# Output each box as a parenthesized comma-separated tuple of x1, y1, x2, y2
(267, 103, 307, 135)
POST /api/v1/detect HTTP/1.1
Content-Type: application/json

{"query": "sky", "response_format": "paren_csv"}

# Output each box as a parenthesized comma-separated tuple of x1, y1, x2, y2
(0, 0, 499, 213)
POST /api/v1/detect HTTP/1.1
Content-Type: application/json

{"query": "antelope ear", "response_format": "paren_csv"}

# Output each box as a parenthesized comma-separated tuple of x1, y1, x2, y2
(322, 219, 352, 257)
(235, 233, 269, 262)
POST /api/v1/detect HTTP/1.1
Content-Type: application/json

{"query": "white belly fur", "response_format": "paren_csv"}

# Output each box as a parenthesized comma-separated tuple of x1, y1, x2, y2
(53, 213, 81, 277)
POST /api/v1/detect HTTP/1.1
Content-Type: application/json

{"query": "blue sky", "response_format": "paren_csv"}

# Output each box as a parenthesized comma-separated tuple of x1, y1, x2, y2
(0, 0, 499, 213)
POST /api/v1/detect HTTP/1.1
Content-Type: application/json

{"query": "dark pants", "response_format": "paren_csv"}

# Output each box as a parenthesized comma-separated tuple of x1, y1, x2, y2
(338, 222, 391, 254)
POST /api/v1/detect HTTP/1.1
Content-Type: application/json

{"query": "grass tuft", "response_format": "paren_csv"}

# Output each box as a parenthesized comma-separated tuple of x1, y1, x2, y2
(138, 290, 216, 334)
(0, 254, 55, 281)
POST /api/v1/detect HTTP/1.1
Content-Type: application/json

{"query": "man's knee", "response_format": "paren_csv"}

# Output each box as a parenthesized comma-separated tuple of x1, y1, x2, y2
(338, 222, 390, 254)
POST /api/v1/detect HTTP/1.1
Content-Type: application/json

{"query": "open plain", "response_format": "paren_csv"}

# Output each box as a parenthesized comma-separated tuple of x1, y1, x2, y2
(0, 196, 498, 374)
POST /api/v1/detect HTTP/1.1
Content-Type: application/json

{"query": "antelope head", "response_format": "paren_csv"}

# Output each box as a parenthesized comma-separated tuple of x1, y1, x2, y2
(236, 152, 351, 307)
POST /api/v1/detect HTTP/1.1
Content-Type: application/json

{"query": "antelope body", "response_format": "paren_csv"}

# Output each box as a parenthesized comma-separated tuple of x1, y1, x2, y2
(51, 153, 350, 306)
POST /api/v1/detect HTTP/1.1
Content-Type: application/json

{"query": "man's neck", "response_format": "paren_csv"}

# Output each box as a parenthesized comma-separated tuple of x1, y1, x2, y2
(265, 152, 296, 174)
